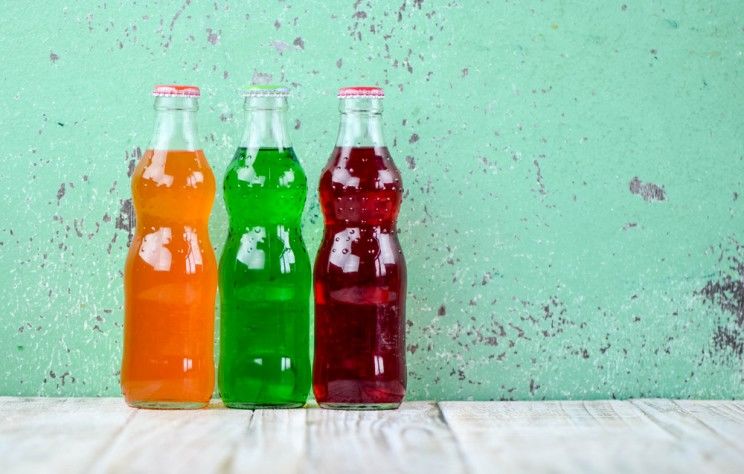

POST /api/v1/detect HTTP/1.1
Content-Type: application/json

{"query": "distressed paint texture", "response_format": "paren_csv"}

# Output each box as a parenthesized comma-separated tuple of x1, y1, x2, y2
(0, 1, 742, 400)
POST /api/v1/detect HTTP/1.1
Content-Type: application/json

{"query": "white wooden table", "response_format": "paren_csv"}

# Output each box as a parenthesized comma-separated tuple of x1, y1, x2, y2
(1, 398, 743, 473)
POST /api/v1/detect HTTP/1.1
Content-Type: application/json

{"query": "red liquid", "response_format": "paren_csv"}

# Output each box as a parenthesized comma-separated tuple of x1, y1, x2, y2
(313, 146, 407, 407)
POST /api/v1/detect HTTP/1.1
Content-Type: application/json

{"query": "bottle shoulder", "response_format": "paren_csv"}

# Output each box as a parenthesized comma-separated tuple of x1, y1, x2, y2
(320, 146, 403, 193)
(225, 147, 308, 190)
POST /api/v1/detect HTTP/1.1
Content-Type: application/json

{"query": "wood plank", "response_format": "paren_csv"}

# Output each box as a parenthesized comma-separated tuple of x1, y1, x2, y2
(227, 407, 307, 474)
(440, 400, 744, 473)
(673, 400, 744, 451)
(1, 398, 743, 474)
(632, 399, 744, 470)
(304, 401, 467, 474)
(89, 400, 246, 474)
(0, 398, 134, 474)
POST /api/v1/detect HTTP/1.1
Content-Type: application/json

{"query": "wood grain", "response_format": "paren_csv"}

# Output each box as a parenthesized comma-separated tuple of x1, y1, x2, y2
(440, 400, 744, 473)
(0, 398, 133, 474)
(1, 398, 744, 474)
(304, 401, 467, 474)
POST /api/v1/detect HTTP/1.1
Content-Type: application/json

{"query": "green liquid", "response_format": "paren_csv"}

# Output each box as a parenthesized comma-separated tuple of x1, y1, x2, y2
(218, 147, 311, 408)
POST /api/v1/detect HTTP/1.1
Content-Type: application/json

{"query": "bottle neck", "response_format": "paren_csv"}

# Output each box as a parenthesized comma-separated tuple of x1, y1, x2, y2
(336, 98, 385, 148)
(241, 96, 292, 151)
(149, 97, 200, 151)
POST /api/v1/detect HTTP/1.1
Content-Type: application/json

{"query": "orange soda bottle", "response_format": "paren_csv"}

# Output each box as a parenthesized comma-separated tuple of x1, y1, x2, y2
(121, 85, 217, 408)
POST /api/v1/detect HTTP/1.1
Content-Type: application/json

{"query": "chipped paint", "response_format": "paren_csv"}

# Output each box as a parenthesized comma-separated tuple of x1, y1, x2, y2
(0, 0, 742, 400)
(629, 177, 666, 202)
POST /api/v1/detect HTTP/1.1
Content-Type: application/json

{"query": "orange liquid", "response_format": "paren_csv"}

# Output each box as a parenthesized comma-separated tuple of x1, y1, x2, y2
(121, 149, 217, 408)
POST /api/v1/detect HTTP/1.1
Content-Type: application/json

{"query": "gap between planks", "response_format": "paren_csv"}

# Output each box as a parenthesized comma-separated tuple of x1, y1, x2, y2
(2, 398, 744, 474)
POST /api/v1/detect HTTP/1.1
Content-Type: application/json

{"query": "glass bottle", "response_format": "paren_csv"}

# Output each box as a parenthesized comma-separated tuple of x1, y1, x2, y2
(218, 85, 311, 408)
(313, 86, 407, 409)
(122, 85, 217, 409)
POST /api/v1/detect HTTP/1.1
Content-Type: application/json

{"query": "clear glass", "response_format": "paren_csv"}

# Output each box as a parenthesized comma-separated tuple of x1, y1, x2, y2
(218, 93, 311, 409)
(313, 96, 407, 410)
(121, 95, 217, 409)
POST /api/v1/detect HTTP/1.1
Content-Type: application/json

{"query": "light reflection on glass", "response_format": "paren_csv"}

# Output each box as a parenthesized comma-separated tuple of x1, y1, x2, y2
(278, 169, 295, 187)
(374, 227, 396, 277)
(374, 355, 385, 376)
(277, 225, 296, 274)
(183, 226, 203, 274)
(331, 167, 360, 188)
(139, 227, 172, 271)
(329, 228, 360, 273)
(237, 227, 266, 269)
(142, 150, 174, 187)
(237, 155, 266, 185)
(185, 170, 204, 188)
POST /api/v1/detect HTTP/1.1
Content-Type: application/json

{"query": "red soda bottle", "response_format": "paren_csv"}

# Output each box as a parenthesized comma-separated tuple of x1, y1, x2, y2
(313, 86, 407, 409)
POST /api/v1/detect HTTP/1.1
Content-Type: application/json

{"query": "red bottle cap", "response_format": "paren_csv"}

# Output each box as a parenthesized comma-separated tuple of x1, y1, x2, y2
(152, 85, 201, 97)
(338, 86, 384, 99)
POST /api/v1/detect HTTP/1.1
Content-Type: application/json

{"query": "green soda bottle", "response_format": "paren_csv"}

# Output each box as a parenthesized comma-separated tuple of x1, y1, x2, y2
(218, 85, 311, 408)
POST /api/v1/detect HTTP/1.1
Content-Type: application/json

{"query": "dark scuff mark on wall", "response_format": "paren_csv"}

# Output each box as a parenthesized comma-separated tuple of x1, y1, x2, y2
(115, 199, 135, 246)
(126, 147, 142, 178)
(206, 28, 221, 45)
(533, 159, 546, 195)
(50, 52, 59, 63)
(56, 183, 65, 204)
(629, 177, 666, 202)
(698, 238, 744, 358)
(271, 40, 290, 54)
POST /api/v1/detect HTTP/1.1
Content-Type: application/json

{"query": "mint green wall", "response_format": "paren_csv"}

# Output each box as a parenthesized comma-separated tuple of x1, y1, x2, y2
(1, 1, 742, 400)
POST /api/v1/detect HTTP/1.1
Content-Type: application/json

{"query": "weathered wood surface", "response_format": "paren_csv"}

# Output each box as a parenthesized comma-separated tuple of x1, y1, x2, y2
(0, 398, 742, 474)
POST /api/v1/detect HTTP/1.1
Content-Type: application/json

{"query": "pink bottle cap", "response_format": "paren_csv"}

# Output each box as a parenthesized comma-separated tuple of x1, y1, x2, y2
(338, 86, 384, 99)
(152, 85, 201, 97)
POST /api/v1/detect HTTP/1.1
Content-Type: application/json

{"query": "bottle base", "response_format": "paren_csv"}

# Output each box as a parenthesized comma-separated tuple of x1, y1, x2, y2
(126, 400, 208, 410)
(318, 402, 401, 411)
(223, 401, 306, 410)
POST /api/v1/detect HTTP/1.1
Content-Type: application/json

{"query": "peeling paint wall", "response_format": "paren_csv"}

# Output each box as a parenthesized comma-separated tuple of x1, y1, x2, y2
(0, 1, 742, 399)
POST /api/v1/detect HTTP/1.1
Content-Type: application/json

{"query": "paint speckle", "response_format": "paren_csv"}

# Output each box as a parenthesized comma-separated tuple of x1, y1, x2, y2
(623, 222, 638, 230)
(336, 58, 343, 68)
(438, 304, 446, 316)
(115, 199, 135, 246)
(294, 119, 301, 130)
(271, 40, 290, 54)
(698, 239, 744, 357)
(50, 52, 59, 63)
(533, 159, 546, 195)
(461, 68, 469, 77)
(206, 28, 220, 45)
(56, 184, 66, 204)
(405, 155, 416, 170)
(629, 177, 666, 202)
(293, 37, 305, 49)
(409, 133, 420, 144)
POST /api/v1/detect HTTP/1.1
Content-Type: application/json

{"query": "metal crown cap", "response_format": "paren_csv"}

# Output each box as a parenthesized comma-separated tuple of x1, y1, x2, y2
(152, 85, 201, 97)
(338, 86, 384, 99)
